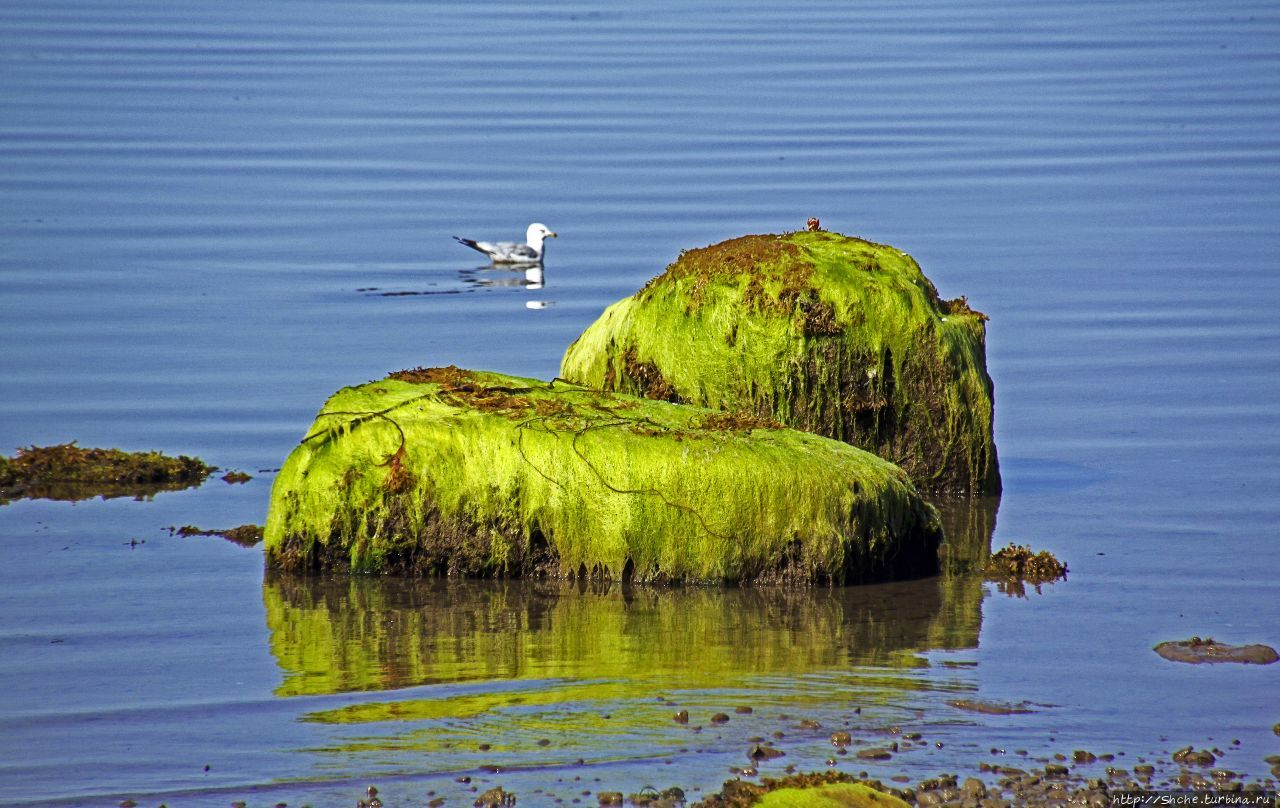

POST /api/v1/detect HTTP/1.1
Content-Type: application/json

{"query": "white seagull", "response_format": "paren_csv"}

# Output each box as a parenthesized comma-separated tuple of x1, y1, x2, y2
(454, 222, 557, 265)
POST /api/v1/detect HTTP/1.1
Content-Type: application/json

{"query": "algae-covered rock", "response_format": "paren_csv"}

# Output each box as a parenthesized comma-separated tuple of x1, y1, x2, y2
(264, 366, 941, 583)
(560, 231, 1000, 494)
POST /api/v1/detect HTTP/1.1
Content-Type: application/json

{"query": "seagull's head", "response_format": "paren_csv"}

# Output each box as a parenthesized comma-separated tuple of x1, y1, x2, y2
(527, 222, 557, 252)
(525, 223, 557, 261)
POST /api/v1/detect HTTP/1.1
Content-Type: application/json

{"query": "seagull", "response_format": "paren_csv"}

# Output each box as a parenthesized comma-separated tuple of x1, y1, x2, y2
(454, 223, 557, 265)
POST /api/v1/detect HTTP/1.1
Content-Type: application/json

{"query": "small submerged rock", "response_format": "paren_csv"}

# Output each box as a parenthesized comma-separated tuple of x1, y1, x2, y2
(946, 699, 1035, 715)
(1172, 746, 1217, 766)
(857, 748, 893, 761)
(474, 786, 516, 807)
(1154, 637, 1278, 665)
(627, 786, 685, 807)
(749, 744, 786, 761)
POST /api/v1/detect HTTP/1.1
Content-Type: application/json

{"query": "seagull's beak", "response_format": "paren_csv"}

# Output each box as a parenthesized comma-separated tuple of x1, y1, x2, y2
(546, 231, 558, 238)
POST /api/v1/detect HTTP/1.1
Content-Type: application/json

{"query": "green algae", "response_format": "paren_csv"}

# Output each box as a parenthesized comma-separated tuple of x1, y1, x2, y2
(754, 783, 909, 808)
(560, 231, 1000, 494)
(694, 772, 907, 808)
(0, 442, 214, 505)
(263, 366, 941, 583)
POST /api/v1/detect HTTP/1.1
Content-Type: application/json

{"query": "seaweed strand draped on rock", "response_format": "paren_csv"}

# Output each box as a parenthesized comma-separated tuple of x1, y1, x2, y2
(263, 367, 942, 583)
(559, 231, 1000, 494)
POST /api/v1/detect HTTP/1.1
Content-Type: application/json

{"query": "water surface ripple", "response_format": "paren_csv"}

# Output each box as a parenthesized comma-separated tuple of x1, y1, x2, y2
(2, 1, 1279, 805)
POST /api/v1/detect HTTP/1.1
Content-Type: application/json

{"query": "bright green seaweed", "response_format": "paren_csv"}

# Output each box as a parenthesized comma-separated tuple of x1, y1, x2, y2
(560, 231, 1000, 494)
(753, 783, 910, 808)
(263, 366, 941, 582)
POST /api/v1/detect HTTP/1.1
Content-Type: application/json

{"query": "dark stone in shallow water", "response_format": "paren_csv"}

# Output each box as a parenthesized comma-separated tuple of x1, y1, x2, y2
(474, 786, 516, 807)
(1172, 746, 1217, 766)
(1154, 638, 1278, 665)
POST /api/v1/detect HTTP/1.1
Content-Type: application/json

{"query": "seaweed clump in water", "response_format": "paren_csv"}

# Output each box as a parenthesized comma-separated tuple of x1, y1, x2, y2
(0, 442, 215, 505)
(173, 524, 264, 548)
(983, 543, 1067, 596)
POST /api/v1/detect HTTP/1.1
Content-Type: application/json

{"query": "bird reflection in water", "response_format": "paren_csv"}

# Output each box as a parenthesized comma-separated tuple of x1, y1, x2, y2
(458, 264, 553, 309)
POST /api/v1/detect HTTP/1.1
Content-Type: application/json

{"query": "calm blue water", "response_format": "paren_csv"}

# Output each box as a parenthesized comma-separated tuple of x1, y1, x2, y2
(2, 1, 1279, 805)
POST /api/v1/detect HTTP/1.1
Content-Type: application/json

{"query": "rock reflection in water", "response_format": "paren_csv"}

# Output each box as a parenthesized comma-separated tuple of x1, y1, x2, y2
(934, 496, 1000, 576)
(265, 543, 993, 701)
(259, 499, 995, 771)
(263, 499, 998, 699)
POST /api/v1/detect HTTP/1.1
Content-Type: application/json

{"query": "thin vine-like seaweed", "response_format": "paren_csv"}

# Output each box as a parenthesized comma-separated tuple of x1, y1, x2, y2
(301, 377, 733, 544)
(565, 419, 730, 541)
(299, 392, 436, 464)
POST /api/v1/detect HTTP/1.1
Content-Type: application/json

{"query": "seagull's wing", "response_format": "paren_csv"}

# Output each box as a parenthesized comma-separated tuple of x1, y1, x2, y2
(499, 243, 541, 263)
(454, 237, 540, 263)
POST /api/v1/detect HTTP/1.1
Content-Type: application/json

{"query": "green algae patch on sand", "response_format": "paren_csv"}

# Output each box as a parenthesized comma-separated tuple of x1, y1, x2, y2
(0, 442, 214, 505)
(560, 231, 1000, 494)
(695, 773, 907, 808)
(754, 783, 910, 808)
(263, 366, 941, 583)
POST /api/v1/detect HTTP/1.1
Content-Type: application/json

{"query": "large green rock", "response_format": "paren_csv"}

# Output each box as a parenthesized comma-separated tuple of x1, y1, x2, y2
(560, 231, 1000, 494)
(263, 367, 941, 583)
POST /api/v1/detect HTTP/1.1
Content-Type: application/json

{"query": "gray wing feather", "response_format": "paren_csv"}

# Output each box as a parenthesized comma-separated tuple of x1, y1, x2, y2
(455, 236, 540, 263)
